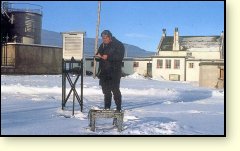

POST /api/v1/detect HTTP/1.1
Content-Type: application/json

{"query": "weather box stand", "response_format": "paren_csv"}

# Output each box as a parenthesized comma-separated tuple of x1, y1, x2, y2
(61, 32, 85, 115)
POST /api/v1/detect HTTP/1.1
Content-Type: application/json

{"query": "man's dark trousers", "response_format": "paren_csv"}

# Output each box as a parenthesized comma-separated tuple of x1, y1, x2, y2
(101, 79, 122, 111)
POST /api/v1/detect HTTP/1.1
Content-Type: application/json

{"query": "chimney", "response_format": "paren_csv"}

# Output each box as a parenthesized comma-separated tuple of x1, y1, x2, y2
(173, 27, 180, 51)
(162, 28, 166, 37)
(157, 28, 166, 54)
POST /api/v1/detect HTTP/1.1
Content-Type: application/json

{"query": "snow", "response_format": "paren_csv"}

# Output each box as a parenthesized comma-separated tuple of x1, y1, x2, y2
(151, 75, 166, 81)
(180, 36, 221, 50)
(124, 72, 147, 80)
(1, 74, 224, 135)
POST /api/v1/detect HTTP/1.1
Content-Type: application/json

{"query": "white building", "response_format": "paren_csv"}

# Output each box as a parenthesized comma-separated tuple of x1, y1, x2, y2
(153, 27, 224, 82)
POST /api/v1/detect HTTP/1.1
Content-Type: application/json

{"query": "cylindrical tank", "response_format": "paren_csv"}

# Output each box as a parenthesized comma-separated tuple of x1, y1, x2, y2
(6, 3, 42, 44)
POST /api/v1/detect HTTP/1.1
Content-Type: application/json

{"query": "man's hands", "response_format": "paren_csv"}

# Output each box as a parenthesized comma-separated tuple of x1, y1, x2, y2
(101, 55, 108, 60)
(96, 54, 108, 60)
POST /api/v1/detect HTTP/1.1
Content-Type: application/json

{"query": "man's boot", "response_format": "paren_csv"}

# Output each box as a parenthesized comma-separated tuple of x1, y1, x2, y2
(115, 99, 122, 112)
(104, 95, 111, 110)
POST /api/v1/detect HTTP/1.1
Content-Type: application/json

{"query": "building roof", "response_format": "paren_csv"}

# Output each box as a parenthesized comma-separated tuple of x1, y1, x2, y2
(159, 36, 222, 51)
(160, 36, 174, 51)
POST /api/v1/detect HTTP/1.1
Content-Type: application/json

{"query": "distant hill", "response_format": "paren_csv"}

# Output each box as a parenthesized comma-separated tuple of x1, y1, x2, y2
(41, 29, 155, 57)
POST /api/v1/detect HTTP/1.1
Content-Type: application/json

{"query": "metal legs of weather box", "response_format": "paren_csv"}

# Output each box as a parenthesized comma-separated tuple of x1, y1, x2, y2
(89, 109, 124, 132)
(62, 58, 83, 115)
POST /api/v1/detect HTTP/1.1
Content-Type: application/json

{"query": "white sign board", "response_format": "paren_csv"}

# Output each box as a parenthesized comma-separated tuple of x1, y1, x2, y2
(62, 32, 85, 60)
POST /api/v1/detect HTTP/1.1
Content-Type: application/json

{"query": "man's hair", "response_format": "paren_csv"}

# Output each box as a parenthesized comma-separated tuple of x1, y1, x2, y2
(101, 30, 112, 38)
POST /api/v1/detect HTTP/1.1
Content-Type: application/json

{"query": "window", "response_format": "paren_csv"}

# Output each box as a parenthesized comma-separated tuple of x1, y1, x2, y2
(91, 61, 94, 67)
(157, 59, 163, 68)
(174, 60, 180, 69)
(133, 62, 139, 67)
(165, 59, 171, 69)
(122, 62, 124, 67)
(189, 63, 194, 68)
(219, 68, 224, 79)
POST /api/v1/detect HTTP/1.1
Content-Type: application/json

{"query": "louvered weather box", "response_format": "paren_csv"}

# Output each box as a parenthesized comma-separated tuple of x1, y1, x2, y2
(61, 32, 85, 114)
(62, 32, 85, 60)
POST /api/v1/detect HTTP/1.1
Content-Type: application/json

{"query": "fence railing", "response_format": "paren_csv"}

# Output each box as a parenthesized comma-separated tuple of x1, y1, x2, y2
(3, 2, 43, 15)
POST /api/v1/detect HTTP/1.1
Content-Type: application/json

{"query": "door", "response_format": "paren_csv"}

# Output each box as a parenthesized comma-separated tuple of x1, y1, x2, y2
(147, 63, 152, 77)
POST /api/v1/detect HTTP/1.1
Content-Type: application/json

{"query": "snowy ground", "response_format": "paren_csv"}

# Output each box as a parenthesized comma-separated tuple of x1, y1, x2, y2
(1, 74, 224, 135)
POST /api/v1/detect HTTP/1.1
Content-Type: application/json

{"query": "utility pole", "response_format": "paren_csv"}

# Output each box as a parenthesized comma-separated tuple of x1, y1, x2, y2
(93, 1, 101, 78)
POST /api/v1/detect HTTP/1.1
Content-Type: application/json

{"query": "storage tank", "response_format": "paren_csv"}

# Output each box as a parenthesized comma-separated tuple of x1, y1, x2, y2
(5, 2, 43, 44)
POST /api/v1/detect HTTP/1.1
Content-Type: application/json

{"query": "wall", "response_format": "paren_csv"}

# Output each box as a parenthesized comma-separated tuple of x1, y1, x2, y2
(1, 43, 62, 74)
(186, 60, 201, 82)
(85, 58, 151, 77)
(158, 49, 220, 60)
(157, 49, 221, 82)
(133, 59, 152, 76)
(152, 57, 185, 81)
(1, 44, 16, 66)
(85, 58, 134, 76)
(122, 60, 134, 75)
(191, 50, 220, 59)
(199, 62, 224, 88)
(158, 51, 186, 57)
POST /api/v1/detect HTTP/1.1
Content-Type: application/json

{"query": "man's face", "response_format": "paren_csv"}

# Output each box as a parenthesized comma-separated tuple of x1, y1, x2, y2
(102, 35, 111, 44)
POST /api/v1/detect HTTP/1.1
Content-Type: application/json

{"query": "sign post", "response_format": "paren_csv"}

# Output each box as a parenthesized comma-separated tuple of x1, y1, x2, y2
(61, 32, 85, 114)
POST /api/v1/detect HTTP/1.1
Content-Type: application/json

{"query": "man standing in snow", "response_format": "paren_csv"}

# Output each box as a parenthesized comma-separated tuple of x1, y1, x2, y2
(95, 30, 125, 112)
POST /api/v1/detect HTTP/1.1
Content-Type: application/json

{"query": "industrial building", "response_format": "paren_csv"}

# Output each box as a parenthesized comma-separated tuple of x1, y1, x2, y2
(1, 2, 62, 74)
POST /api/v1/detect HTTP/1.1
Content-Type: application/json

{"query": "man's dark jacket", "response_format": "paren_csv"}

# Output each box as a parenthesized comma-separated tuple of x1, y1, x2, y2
(96, 37, 125, 86)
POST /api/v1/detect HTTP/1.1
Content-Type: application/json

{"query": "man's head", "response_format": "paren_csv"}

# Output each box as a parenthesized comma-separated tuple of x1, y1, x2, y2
(101, 30, 112, 44)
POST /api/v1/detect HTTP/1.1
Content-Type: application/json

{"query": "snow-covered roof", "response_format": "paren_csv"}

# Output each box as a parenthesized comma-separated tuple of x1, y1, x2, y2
(159, 36, 222, 51)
